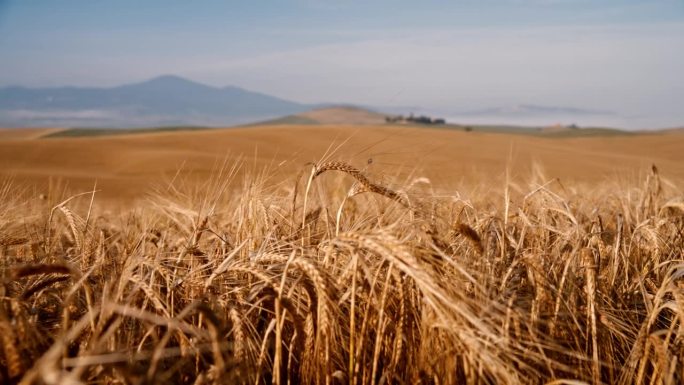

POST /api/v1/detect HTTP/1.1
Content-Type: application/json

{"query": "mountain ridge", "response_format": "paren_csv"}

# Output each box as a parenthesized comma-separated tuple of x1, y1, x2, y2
(459, 104, 616, 117)
(0, 75, 310, 127)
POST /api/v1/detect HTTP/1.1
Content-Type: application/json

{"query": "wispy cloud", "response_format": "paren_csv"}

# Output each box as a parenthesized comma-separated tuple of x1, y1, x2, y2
(177, 22, 682, 128)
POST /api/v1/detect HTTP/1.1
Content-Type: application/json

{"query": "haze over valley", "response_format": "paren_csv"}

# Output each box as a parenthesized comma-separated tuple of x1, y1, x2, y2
(1, 75, 678, 130)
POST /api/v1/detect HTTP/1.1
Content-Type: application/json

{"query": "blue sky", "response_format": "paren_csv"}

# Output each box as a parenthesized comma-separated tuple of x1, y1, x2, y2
(0, 0, 683, 128)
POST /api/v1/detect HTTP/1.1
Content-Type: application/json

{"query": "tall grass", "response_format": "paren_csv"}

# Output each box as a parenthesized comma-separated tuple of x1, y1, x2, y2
(0, 161, 683, 384)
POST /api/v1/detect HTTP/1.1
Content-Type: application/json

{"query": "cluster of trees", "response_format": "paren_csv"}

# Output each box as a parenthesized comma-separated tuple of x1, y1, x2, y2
(385, 113, 446, 125)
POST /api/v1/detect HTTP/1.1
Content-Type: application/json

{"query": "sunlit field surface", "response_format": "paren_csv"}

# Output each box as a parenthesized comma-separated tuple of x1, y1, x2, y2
(1, 125, 684, 384)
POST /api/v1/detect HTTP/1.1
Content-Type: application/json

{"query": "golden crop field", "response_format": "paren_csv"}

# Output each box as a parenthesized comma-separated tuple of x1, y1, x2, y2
(1, 124, 684, 384)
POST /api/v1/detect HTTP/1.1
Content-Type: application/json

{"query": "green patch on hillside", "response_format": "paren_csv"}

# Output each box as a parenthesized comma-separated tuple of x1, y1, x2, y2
(43, 126, 211, 138)
(426, 123, 631, 137)
(542, 127, 634, 137)
(239, 115, 320, 127)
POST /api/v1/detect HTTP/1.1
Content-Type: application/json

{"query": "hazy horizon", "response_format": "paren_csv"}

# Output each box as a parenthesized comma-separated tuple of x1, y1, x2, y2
(1, 0, 683, 129)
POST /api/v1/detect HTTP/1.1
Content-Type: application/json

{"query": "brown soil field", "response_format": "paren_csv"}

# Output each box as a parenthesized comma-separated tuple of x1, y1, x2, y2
(1, 124, 683, 203)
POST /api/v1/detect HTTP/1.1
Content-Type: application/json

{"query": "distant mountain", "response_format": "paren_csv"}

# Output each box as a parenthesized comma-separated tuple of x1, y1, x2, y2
(461, 104, 615, 117)
(0, 75, 311, 127)
(442, 104, 621, 128)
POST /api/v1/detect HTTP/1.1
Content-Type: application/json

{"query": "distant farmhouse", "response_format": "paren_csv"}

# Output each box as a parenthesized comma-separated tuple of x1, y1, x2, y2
(385, 113, 446, 125)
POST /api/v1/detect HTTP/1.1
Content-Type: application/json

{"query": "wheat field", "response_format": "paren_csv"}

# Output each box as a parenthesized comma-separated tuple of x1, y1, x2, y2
(1, 126, 684, 384)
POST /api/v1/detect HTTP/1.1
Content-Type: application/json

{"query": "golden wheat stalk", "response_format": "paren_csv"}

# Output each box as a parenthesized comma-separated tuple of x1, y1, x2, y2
(0, 316, 23, 380)
(9, 263, 73, 280)
(314, 161, 409, 207)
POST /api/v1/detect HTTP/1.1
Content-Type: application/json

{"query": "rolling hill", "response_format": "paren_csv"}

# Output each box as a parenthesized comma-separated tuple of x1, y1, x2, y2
(1, 122, 682, 204)
(249, 106, 388, 126)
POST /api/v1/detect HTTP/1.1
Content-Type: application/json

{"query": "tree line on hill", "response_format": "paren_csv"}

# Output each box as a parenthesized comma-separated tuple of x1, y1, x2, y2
(385, 113, 446, 125)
